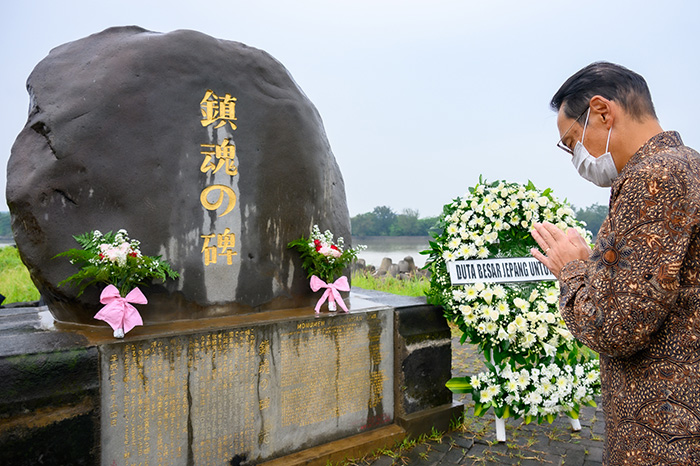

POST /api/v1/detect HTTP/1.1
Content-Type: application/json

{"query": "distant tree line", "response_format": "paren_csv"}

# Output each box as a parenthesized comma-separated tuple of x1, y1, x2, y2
(0, 212, 10, 238)
(573, 203, 608, 240)
(351, 204, 609, 238)
(351, 207, 439, 236)
(1, 204, 608, 240)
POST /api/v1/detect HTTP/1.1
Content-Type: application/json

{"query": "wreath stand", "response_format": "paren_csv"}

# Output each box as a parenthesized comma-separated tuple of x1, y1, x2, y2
(484, 342, 583, 442)
(494, 414, 581, 442)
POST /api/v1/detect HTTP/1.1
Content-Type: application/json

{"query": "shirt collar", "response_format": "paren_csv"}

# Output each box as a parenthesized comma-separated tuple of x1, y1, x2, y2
(614, 131, 683, 181)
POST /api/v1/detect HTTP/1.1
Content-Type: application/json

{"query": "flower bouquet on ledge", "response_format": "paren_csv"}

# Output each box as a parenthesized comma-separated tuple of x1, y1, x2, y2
(56, 229, 179, 338)
(288, 225, 365, 313)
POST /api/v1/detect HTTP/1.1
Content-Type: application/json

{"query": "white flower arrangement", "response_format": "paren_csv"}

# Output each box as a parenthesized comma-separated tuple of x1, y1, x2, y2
(424, 178, 600, 423)
(462, 358, 601, 423)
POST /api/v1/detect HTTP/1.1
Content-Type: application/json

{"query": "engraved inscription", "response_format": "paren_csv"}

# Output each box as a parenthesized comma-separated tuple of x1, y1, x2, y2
(100, 310, 393, 465)
(279, 314, 386, 428)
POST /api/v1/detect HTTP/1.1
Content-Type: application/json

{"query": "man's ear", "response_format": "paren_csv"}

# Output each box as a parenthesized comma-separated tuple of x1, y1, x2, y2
(589, 95, 614, 130)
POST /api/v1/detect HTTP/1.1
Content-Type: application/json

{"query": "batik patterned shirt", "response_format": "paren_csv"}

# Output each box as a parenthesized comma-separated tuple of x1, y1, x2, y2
(560, 131, 700, 466)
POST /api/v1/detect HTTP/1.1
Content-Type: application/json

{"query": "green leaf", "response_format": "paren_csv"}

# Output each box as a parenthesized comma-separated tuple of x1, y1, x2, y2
(445, 377, 472, 394)
(494, 405, 505, 418)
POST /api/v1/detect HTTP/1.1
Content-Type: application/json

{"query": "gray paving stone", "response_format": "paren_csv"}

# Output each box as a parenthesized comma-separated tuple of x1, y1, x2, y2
(435, 448, 467, 465)
(361, 339, 605, 466)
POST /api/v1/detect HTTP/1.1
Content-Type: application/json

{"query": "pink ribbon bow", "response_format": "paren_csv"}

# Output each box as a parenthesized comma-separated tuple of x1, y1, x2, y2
(310, 275, 350, 313)
(94, 285, 147, 336)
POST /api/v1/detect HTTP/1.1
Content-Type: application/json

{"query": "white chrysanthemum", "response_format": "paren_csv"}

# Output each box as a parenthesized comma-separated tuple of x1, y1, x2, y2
(496, 301, 510, 315)
(447, 224, 459, 235)
(575, 386, 588, 400)
(485, 307, 500, 321)
(491, 285, 506, 299)
(443, 250, 456, 261)
(556, 376, 571, 392)
(544, 288, 559, 304)
(485, 321, 498, 334)
(448, 238, 461, 250)
(535, 324, 549, 339)
(477, 247, 489, 258)
(464, 286, 478, 301)
(516, 371, 530, 389)
(457, 244, 472, 258)
(536, 301, 549, 313)
(470, 375, 481, 389)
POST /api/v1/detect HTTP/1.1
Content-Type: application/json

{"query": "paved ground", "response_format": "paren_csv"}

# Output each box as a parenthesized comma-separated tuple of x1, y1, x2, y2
(357, 333, 605, 466)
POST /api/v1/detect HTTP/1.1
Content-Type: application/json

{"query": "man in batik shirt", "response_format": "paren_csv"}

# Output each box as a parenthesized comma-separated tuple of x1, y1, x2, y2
(532, 62, 700, 465)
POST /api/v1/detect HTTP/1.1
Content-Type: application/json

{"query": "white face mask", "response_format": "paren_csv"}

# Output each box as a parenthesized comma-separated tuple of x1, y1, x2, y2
(571, 109, 618, 187)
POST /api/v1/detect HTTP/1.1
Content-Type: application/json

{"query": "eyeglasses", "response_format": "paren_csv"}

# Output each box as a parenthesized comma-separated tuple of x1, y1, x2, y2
(556, 108, 588, 155)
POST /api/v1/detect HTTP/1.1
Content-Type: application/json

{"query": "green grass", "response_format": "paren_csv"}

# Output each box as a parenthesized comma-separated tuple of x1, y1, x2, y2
(0, 247, 431, 305)
(0, 246, 40, 304)
(351, 271, 430, 297)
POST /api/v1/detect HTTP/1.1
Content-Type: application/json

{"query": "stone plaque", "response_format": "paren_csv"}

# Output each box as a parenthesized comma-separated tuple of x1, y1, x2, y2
(100, 309, 393, 465)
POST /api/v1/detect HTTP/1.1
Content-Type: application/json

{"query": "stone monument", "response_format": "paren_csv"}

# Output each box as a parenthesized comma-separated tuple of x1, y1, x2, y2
(7, 25, 349, 325)
(1, 27, 461, 465)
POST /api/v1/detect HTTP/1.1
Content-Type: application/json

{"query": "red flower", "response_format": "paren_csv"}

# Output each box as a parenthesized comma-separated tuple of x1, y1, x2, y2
(129, 252, 138, 258)
(330, 244, 339, 251)
(99, 253, 104, 260)
(314, 239, 322, 251)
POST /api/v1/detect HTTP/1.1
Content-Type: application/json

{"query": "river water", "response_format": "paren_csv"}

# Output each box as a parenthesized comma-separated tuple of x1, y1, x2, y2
(351, 236, 432, 268)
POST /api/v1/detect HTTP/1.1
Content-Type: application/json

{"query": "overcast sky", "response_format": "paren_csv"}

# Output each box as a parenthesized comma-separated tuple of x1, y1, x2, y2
(3, 0, 700, 217)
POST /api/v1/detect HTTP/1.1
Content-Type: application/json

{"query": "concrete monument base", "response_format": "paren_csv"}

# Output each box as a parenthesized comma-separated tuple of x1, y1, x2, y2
(0, 290, 461, 466)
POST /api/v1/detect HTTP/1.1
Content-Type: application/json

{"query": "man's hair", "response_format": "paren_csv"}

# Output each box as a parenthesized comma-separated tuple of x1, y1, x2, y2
(551, 61, 657, 122)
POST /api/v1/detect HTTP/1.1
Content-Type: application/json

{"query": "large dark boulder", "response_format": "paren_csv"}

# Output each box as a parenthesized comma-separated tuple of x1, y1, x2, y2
(6, 26, 350, 325)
